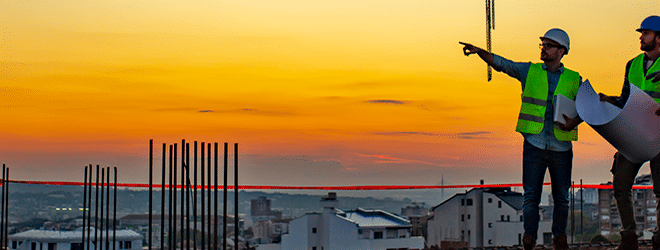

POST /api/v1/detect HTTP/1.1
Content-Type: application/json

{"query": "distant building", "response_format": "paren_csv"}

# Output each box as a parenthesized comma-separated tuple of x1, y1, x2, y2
(598, 174, 657, 237)
(280, 192, 424, 250)
(8, 228, 142, 250)
(426, 187, 552, 248)
(251, 196, 283, 221)
(400, 203, 432, 237)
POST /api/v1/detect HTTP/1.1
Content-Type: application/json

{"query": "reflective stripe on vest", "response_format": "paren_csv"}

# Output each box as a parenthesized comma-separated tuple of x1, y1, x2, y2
(515, 63, 580, 141)
(629, 53, 660, 103)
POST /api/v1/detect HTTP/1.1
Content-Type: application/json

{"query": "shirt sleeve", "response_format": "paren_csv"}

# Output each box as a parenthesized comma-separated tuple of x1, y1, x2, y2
(492, 55, 531, 90)
(614, 59, 634, 109)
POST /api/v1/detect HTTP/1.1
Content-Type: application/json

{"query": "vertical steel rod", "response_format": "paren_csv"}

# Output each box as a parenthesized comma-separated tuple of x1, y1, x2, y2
(87, 165, 93, 250)
(200, 142, 205, 250)
(100, 168, 105, 250)
(1, 164, 6, 250)
(149, 140, 153, 250)
(181, 140, 186, 249)
(234, 143, 238, 250)
(207, 143, 211, 250)
(162, 144, 166, 250)
(83, 166, 88, 250)
(3, 168, 8, 250)
(186, 143, 190, 250)
(105, 167, 110, 250)
(168, 145, 173, 250)
(193, 142, 198, 250)
(213, 143, 218, 250)
(223, 143, 228, 250)
(173, 144, 178, 249)
(113, 167, 117, 250)
(95, 165, 100, 250)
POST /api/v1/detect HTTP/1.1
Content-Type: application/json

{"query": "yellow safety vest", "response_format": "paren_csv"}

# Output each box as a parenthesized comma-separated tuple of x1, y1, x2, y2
(628, 53, 660, 103)
(515, 63, 580, 141)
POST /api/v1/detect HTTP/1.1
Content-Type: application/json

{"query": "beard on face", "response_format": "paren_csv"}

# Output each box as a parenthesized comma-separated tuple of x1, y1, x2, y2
(641, 36, 658, 52)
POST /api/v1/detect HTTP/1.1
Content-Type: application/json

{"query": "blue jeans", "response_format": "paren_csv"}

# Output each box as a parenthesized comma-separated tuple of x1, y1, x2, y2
(522, 141, 572, 239)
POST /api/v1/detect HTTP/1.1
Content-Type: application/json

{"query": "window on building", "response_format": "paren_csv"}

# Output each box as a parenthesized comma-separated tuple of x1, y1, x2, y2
(468, 214, 471, 220)
(48, 243, 56, 250)
(461, 199, 465, 206)
(488, 239, 493, 245)
(70, 243, 82, 250)
(461, 214, 465, 221)
(501, 215, 505, 221)
(12, 241, 18, 249)
(498, 201, 502, 208)
(488, 198, 492, 203)
(488, 223, 492, 228)
(312, 247, 316, 250)
(466, 199, 473, 206)
(123, 241, 131, 249)
(312, 227, 317, 233)
(543, 233, 552, 245)
(32, 243, 37, 250)
(374, 231, 383, 239)
(520, 215, 523, 221)
(507, 215, 510, 221)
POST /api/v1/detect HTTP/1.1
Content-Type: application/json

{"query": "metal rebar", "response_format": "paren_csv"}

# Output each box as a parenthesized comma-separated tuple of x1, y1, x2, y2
(105, 167, 110, 250)
(82, 166, 88, 250)
(200, 142, 205, 250)
(4, 168, 8, 250)
(1, 164, 6, 250)
(169, 145, 173, 250)
(87, 165, 93, 250)
(173, 143, 178, 249)
(214, 143, 218, 250)
(95, 165, 100, 250)
(149, 140, 153, 250)
(186, 142, 190, 250)
(181, 140, 186, 249)
(161, 144, 166, 250)
(113, 167, 117, 250)
(234, 143, 239, 249)
(193, 142, 197, 250)
(223, 142, 228, 250)
(207, 143, 212, 250)
(100, 168, 105, 250)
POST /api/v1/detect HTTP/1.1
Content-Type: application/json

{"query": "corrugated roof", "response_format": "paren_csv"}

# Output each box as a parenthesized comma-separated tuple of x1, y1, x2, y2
(339, 208, 410, 228)
(9, 228, 142, 242)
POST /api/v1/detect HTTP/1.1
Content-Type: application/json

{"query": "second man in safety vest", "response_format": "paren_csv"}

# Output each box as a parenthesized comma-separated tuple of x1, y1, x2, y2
(460, 28, 582, 250)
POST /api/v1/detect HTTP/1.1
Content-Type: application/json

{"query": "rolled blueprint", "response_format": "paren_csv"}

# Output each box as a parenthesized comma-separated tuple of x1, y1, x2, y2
(575, 80, 660, 163)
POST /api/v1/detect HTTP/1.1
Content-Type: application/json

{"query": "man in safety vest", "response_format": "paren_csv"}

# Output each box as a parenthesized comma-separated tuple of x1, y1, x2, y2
(599, 15, 660, 250)
(460, 28, 582, 250)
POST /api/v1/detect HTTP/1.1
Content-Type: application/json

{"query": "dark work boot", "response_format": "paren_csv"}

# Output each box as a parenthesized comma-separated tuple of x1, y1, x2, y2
(523, 234, 535, 250)
(615, 232, 638, 250)
(553, 234, 569, 250)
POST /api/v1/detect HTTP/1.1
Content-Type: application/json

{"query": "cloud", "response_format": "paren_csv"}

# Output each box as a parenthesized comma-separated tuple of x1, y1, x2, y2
(195, 108, 291, 116)
(365, 100, 408, 105)
(374, 131, 493, 139)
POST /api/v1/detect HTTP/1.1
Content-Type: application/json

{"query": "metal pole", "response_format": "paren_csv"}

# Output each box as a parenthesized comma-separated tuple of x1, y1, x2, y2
(234, 143, 238, 250)
(223, 143, 228, 250)
(162, 144, 166, 250)
(1, 164, 6, 250)
(87, 165, 93, 250)
(95, 165, 99, 250)
(193, 142, 198, 250)
(571, 181, 575, 244)
(100, 168, 104, 250)
(186, 143, 190, 250)
(207, 143, 211, 250)
(83, 166, 88, 250)
(173, 143, 178, 249)
(113, 167, 117, 250)
(181, 140, 186, 249)
(149, 140, 153, 250)
(4, 168, 8, 250)
(580, 179, 583, 241)
(169, 145, 173, 250)
(200, 142, 205, 250)
(214, 143, 218, 250)
(105, 167, 110, 250)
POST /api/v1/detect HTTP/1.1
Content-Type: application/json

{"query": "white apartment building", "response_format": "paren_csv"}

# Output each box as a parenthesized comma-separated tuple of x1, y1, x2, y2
(8, 228, 142, 250)
(426, 187, 552, 248)
(280, 192, 424, 250)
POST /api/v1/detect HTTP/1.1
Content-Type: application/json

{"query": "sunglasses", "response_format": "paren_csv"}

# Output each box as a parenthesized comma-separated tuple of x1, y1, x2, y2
(539, 43, 562, 49)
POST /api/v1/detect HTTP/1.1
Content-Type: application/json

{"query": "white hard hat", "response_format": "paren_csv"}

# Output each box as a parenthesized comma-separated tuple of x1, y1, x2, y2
(540, 28, 570, 55)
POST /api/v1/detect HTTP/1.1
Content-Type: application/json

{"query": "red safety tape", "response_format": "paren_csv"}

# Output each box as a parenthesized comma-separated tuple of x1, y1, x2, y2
(0, 180, 643, 190)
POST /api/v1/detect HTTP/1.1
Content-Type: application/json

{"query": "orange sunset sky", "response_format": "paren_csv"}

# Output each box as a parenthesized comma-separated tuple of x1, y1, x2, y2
(0, 1, 658, 187)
